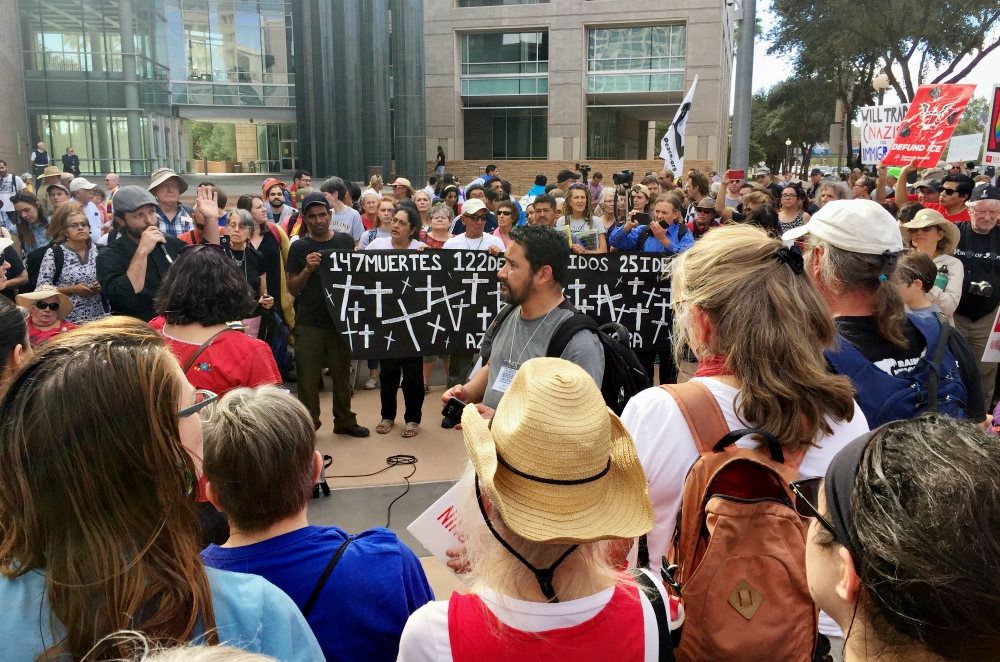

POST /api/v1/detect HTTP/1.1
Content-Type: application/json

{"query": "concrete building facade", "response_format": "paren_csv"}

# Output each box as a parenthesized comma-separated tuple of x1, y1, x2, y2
(424, 0, 734, 170)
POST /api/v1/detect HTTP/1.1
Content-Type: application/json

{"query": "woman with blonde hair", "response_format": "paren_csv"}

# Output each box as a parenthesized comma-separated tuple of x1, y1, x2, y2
(0, 318, 321, 661)
(413, 189, 433, 228)
(359, 197, 396, 250)
(366, 175, 384, 199)
(620, 224, 869, 655)
(37, 201, 106, 322)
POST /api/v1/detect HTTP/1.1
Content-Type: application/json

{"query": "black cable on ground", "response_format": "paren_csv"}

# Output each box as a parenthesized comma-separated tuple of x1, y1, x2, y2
(324, 454, 418, 528)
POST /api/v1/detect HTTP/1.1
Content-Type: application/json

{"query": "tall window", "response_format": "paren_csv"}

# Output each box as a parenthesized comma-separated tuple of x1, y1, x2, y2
(460, 31, 548, 96)
(587, 25, 685, 93)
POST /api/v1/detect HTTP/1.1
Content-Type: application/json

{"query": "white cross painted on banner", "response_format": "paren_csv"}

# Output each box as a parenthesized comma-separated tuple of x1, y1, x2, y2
(429, 288, 467, 330)
(567, 279, 587, 307)
(427, 314, 446, 344)
(633, 305, 649, 331)
(415, 275, 443, 313)
(444, 336, 451, 348)
(364, 282, 393, 317)
(450, 299, 470, 330)
(627, 277, 645, 295)
(347, 300, 365, 324)
(359, 324, 374, 349)
(384, 331, 395, 350)
(400, 276, 412, 294)
(461, 273, 489, 304)
(614, 303, 630, 324)
(615, 276, 624, 288)
(652, 300, 670, 344)
(642, 288, 662, 309)
(383, 299, 429, 351)
(493, 282, 503, 312)
(477, 306, 493, 331)
(342, 319, 357, 351)
(588, 284, 622, 318)
(577, 298, 595, 314)
(327, 275, 366, 321)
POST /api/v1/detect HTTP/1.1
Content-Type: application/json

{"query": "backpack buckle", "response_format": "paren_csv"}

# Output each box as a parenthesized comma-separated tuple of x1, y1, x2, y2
(661, 559, 683, 597)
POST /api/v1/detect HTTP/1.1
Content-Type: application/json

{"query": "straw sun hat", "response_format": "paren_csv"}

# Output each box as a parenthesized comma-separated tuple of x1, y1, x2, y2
(461, 357, 653, 545)
(900, 208, 960, 256)
(16, 285, 74, 321)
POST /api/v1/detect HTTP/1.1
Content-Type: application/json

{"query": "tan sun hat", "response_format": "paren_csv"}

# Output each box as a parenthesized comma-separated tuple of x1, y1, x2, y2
(148, 168, 189, 194)
(390, 178, 415, 196)
(40, 165, 62, 180)
(461, 357, 654, 545)
(900, 208, 960, 255)
(16, 285, 73, 321)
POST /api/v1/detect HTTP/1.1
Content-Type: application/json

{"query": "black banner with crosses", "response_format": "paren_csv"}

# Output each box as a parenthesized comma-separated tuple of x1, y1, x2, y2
(318, 250, 673, 359)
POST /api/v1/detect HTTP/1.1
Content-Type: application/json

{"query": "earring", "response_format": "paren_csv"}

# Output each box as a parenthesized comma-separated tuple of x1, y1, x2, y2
(694, 343, 709, 359)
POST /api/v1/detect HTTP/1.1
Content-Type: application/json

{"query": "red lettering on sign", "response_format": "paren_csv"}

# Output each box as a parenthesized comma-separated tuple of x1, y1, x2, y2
(436, 505, 459, 533)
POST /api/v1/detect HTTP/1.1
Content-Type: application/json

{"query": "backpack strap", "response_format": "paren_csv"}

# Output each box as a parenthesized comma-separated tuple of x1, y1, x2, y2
(926, 311, 952, 413)
(546, 312, 600, 357)
(637, 224, 652, 251)
(660, 382, 729, 456)
(302, 535, 354, 618)
(182, 328, 237, 372)
(628, 568, 676, 662)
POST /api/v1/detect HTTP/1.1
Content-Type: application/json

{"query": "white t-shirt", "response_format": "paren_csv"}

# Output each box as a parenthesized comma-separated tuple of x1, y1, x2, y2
(555, 216, 605, 251)
(620, 377, 870, 638)
(442, 233, 505, 251)
(82, 200, 103, 244)
(398, 582, 670, 662)
(0, 175, 25, 212)
(330, 207, 365, 241)
(365, 237, 426, 250)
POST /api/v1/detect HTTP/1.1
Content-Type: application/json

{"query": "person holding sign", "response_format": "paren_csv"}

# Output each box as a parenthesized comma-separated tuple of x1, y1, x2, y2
(286, 192, 369, 437)
(896, 160, 973, 223)
(365, 204, 427, 437)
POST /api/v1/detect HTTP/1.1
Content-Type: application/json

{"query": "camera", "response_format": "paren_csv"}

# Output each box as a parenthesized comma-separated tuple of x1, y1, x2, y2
(968, 280, 994, 298)
(575, 163, 591, 184)
(613, 170, 634, 187)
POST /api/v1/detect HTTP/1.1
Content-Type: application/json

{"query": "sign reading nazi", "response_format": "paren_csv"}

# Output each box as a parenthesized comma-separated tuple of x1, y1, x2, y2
(319, 250, 673, 359)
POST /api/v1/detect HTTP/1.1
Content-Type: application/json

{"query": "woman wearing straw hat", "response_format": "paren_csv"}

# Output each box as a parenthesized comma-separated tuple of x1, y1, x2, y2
(900, 207, 964, 323)
(398, 357, 668, 662)
(16, 285, 77, 346)
(391, 178, 416, 201)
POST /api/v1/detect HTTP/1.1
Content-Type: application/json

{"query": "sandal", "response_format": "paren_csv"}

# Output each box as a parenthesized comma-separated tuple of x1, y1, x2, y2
(402, 422, 419, 438)
(376, 419, 394, 434)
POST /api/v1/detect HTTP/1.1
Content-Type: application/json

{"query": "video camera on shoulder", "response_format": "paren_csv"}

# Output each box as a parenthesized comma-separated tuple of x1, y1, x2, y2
(613, 170, 634, 188)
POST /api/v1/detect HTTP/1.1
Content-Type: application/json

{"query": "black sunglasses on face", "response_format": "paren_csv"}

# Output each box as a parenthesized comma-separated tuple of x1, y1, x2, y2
(790, 477, 839, 540)
(34, 301, 60, 311)
(496, 210, 513, 216)
(941, 188, 960, 196)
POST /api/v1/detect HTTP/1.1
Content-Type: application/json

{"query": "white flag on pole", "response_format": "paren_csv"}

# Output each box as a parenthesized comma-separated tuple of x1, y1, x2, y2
(659, 75, 699, 173)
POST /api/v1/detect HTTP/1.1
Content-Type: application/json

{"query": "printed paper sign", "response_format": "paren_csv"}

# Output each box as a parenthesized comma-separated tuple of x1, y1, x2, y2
(946, 134, 983, 163)
(985, 84, 1000, 166)
(406, 482, 463, 568)
(858, 104, 910, 165)
(882, 84, 977, 168)
(982, 308, 1000, 363)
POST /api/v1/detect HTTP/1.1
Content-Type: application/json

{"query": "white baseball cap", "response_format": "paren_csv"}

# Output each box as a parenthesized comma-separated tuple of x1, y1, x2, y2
(782, 199, 903, 255)
(69, 177, 96, 193)
(462, 198, 488, 216)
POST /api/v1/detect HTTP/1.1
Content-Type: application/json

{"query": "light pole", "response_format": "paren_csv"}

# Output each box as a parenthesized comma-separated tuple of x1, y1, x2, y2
(785, 138, 792, 175)
(873, 72, 890, 106)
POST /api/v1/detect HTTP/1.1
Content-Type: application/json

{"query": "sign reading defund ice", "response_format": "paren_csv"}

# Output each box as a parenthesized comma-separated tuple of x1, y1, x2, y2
(319, 250, 674, 359)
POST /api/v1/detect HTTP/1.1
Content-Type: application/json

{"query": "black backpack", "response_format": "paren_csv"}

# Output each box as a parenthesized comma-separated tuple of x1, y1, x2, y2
(25, 244, 64, 291)
(491, 304, 650, 415)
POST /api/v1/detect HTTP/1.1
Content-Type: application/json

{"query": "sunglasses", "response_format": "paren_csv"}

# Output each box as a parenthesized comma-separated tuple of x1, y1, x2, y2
(789, 477, 838, 540)
(178, 389, 218, 423)
(941, 188, 960, 196)
(464, 213, 488, 221)
(496, 210, 513, 217)
(68, 222, 91, 230)
(34, 301, 60, 311)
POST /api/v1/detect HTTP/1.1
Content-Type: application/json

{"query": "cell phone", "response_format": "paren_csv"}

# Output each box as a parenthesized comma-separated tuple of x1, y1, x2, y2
(633, 212, 651, 225)
(726, 169, 746, 180)
(442, 397, 467, 425)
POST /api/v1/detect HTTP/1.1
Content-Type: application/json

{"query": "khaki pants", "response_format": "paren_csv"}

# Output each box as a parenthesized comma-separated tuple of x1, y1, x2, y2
(293, 324, 358, 430)
(954, 307, 999, 412)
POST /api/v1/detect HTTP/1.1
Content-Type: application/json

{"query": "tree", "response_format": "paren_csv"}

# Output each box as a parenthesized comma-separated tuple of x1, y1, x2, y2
(749, 75, 839, 175)
(189, 122, 236, 161)
(955, 95, 989, 136)
(770, 0, 1000, 103)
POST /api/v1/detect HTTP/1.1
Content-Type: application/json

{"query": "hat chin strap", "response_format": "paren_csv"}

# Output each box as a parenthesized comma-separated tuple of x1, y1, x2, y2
(475, 476, 578, 603)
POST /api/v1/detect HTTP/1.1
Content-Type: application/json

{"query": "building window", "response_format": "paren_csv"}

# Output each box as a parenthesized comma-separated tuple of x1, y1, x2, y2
(587, 25, 685, 93)
(458, 0, 548, 7)
(464, 108, 547, 159)
(461, 31, 547, 96)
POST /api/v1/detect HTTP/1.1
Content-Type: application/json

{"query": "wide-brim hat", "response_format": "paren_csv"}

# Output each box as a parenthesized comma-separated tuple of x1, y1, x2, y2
(391, 178, 415, 195)
(901, 208, 960, 255)
(17, 285, 73, 321)
(148, 168, 188, 194)
(40, 165, 62, 180)
(461, 357, 654, 544)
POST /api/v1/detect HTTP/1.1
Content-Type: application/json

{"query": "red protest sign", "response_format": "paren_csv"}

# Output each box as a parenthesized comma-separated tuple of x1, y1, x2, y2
(882, 84, 976, 167)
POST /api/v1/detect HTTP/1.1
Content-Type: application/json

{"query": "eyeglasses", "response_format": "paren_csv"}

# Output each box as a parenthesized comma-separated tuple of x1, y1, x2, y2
(781, 193, 798, 199)
(789, 477, 838, 540)
(68, 222, 91, 230)
(34, 301, 60, 311)
(178, 389, 218, 423)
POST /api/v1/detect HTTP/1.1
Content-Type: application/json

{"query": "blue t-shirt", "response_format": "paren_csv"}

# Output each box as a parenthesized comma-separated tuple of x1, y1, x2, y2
(202, 526, 434, 662)
(0, 566, 323, 662)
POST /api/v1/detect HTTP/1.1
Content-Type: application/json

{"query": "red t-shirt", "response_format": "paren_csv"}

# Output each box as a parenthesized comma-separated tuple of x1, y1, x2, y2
(921, 201, 971, 223)
(149, 317, 281, 395)
(28, 320, 79, 347)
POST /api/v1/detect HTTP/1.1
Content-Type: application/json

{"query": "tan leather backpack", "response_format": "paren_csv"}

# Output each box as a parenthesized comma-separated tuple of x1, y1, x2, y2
(660, 382, 817, 662)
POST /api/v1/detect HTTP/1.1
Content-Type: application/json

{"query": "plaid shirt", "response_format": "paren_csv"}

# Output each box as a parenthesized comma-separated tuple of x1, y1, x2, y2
(156, 205, 194, 237)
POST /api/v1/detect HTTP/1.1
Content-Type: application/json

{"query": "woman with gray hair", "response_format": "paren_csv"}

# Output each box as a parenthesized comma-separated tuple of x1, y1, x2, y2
(420, 202, 454, 249)
(814, 180, 852, 209)
(223, 209, 274, 338)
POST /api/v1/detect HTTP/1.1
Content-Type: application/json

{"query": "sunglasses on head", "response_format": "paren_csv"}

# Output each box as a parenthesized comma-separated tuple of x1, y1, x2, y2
(34, 301, 60, 311)
(789, 477, 838, 540)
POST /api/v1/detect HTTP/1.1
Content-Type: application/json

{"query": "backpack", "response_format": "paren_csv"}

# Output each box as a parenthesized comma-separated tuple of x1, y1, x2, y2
(25, 244, 64, 291)
(490, 303, 649, 415)
(825, 311, 966, 427)
(658, 382, 816, 662)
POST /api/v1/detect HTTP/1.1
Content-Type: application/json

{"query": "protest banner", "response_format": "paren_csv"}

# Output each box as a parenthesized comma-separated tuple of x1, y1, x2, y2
(882, 84, 976, 168)
(406, 482, 464, 568)
(859, 103, 910, 165)
(986, 84, 1000, 166)
(946, 134, 984, 163)
(660, 75, 698, 174)
(319, 249, 674, 359)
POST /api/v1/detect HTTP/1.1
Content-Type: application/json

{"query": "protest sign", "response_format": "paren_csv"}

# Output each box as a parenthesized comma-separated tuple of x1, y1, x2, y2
(882, 84, 976, 168)
(406, 482, 464, 569)
(946, 134, 983, 163)
(318, 249, 674, 359)
(986, 84, 1000, 166)
(859, 104, 910, 165)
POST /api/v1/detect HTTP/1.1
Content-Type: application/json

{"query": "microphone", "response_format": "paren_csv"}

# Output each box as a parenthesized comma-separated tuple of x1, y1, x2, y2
(160, 243, 174, 264)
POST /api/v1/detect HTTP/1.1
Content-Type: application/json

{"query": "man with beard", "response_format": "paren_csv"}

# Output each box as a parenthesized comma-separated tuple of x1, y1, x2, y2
(97, 186, 186, 321)
(441, 224, 604, 417)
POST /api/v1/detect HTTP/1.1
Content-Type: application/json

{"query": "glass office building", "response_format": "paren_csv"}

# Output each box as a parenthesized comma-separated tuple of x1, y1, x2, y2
(19, 0, 297, 176)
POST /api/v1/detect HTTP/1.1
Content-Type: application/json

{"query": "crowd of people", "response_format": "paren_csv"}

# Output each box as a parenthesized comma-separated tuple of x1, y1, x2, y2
(1, 152, 999, 662)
